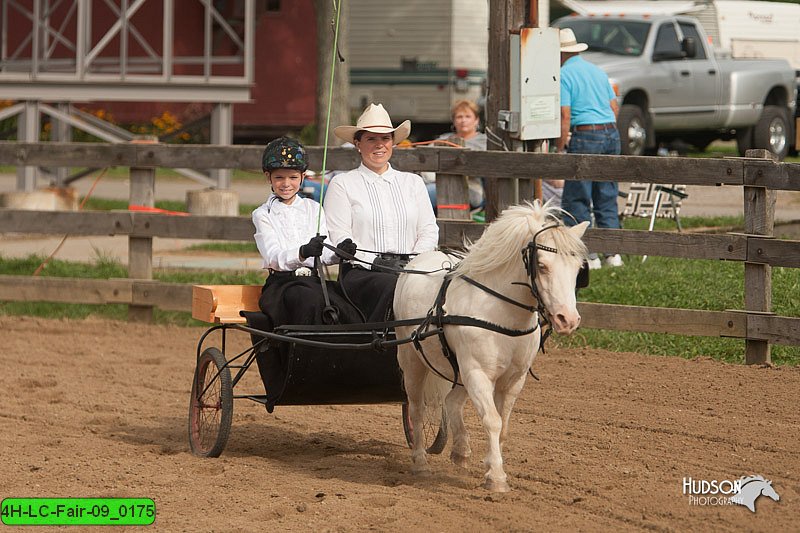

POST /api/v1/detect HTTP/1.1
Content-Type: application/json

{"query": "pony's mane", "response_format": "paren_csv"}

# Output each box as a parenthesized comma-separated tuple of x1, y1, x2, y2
(455, 201, 588, 276)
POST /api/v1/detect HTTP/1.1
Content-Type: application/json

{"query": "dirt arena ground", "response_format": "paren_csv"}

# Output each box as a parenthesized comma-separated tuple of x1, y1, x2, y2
(1, 315, 797, 532)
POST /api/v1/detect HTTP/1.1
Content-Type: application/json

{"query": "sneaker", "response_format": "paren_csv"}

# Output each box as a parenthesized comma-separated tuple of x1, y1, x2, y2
(587, 257, 602, 270)
(604, 254, 624, 267)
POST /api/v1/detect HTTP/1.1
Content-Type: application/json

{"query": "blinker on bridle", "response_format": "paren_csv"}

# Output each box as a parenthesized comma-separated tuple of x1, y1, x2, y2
(519, 223, 589, 303)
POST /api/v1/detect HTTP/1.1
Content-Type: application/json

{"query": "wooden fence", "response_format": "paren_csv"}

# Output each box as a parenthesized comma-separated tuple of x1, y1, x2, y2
(1, 141, 799, 364)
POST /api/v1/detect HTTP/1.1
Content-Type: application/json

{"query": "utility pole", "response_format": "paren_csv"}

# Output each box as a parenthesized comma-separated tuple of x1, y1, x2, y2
(528, 0, 544, 203)
(485, 0, 552, 220)
(485, 0, 526, 221)
(315, 0, 350, 147)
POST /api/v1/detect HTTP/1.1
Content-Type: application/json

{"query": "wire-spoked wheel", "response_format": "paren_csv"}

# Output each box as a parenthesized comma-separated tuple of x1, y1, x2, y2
(188, 347, 233, 457)
(402, 402, 448, 455)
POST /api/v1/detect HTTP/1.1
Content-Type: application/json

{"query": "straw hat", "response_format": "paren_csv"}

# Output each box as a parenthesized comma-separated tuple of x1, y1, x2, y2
(559, 28, 588, 53)
(334, 103, 411, 144)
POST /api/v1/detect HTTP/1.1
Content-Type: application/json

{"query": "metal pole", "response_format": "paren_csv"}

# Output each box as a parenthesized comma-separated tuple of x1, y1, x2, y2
(17, 101, 40, 191)
(210, 103, 233, 189)
(54, 102, 72, 186)
(204, 0, 211, 80)
(31, 0, 40, 77)
(244, 0, 254, 83)
(120, 0, 128, 79)
(162, 0, 173, 81)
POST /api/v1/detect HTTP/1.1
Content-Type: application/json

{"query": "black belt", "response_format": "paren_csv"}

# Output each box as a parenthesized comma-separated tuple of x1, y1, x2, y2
(373, 253, 411, 271)
(573, 123, 616, 131)
(268, 268, 317, 278)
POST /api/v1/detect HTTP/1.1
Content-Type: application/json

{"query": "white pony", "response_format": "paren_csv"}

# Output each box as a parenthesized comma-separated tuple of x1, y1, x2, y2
(394, 201, 589, 492)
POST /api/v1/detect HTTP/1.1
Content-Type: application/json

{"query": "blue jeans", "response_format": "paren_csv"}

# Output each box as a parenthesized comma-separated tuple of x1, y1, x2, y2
(561, 128, 621, 229)
(426, 182, 437, 213)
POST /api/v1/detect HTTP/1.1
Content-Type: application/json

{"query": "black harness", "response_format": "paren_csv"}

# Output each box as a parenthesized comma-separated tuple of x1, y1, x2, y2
(320, 223, 588, 385)
(409, 224, 562, 386)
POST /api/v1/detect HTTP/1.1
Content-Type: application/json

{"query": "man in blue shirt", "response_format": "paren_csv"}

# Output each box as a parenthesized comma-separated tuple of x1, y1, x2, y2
(556, 28, 623, 269)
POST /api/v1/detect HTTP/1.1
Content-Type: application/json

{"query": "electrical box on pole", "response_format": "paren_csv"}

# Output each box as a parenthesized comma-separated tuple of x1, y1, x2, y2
(501, 26, 560, 141)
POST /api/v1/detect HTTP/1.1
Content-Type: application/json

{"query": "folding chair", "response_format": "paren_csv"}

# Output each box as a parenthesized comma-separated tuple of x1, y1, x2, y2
(620, 183, 688, 232)
(620, 183, 689, 262)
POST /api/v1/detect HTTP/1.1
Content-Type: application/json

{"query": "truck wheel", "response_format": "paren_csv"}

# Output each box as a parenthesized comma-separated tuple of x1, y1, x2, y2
(617, 104, 647, 156)
(752, 105, 790, 160)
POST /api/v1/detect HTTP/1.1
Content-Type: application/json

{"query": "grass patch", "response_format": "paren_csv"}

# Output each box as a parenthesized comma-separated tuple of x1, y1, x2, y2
(621, 214, 744, 231)
(183, 242, 259, 254)
(0, 255, 264, 327)
(688, 142, 800, 163)
(556, 255, 800, 365)
(79, 197, 260, 216)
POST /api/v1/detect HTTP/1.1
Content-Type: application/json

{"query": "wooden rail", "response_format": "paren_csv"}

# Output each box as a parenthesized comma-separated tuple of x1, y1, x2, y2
(2, 141, 799, 363)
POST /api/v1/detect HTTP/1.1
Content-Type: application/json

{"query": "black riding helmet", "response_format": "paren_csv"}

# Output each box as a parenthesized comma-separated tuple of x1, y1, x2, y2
(262, 137, 309, 173)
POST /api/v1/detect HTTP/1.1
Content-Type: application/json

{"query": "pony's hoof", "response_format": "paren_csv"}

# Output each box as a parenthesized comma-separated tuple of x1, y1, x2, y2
(411, 465, 432, 477)
(450, 452, 469, 468)
(483, 479, 511, 493)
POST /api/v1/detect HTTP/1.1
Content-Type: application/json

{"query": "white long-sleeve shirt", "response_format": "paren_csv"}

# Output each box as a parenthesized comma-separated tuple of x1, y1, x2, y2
(252, 195, 338, 271)
(323, 163, 439, 267)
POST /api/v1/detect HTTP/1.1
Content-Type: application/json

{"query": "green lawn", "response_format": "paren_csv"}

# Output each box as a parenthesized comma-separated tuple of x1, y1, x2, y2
(555, 254, 800, 365)
(688, 141, 800, 163)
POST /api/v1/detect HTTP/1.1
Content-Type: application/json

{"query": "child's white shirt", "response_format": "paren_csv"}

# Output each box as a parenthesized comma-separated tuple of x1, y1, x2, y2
(252, 195, 338, 271)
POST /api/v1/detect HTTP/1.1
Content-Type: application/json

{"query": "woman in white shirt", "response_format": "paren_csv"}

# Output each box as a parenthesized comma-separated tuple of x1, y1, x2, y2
(325, 104, 439, 322)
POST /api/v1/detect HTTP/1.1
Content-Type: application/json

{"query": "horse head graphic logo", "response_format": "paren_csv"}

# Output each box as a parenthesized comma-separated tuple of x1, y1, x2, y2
(732, 475, 780, 513)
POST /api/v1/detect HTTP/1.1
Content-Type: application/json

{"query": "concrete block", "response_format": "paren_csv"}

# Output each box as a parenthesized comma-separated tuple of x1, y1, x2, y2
(186, 188, 239, 216)
(0, 187, 78, 211)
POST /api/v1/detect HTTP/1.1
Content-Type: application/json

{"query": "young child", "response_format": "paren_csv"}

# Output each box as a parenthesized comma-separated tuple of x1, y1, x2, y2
(252, 137, 358, 403)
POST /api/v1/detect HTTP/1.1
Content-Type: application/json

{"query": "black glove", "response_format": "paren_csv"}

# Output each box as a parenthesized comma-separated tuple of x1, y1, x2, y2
(336, 238, 357, 257)
(299, 235, 326, 259)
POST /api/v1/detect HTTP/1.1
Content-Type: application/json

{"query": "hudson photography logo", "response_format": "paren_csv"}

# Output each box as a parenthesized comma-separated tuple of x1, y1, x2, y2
(682, 475, 780, 512)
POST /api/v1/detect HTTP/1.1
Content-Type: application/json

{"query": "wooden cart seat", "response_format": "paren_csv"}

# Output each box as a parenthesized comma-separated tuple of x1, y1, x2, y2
(192, 285, 261, 324)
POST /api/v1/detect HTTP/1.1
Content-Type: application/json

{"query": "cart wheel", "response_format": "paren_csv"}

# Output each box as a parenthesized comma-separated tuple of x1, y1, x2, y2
(402, 402, 448, 455)
(188, 347, 233, 457)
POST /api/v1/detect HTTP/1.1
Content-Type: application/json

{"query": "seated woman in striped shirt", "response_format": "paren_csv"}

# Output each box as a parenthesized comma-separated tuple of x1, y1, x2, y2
(325, 104, 440, 322)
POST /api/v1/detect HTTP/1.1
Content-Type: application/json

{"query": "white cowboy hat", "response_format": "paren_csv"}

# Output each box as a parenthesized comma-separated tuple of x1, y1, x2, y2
(559, 28, 588, 53)
(334, 103, 412, 145)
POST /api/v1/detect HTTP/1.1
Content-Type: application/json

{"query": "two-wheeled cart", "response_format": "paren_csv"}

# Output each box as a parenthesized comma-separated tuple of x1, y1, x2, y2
(188, 285, 447, 458)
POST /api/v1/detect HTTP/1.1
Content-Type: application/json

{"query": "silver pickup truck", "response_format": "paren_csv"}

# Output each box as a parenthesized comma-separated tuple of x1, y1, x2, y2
(554, 15, 797, 160)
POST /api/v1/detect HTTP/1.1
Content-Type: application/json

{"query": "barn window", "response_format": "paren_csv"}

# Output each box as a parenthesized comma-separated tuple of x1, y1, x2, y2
(266, 0, 280, 12)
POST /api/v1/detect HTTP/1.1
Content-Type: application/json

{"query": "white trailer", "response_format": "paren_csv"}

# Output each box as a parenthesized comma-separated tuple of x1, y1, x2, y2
(559, 0, 800, 71)
(347, 0, 488, 136)
(694, 0, 800, 71)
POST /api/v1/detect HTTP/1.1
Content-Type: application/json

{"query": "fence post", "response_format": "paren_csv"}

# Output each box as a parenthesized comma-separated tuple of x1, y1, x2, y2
(436, 139, 471, 221)
(743, 149, 777, 364)
(128, 136, 158, 323)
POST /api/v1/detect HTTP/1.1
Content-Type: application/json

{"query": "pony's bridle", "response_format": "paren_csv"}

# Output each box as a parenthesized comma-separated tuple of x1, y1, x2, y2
(519, 223, 560, 322)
